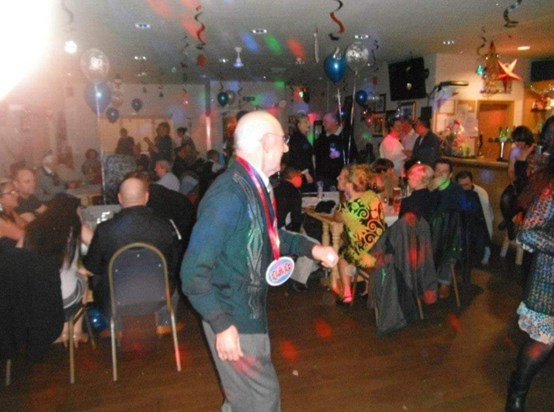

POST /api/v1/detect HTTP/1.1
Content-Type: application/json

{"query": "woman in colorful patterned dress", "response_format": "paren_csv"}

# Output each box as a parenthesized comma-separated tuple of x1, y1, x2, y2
(505, 122, 554, 411)
(334, 164, 385, 305)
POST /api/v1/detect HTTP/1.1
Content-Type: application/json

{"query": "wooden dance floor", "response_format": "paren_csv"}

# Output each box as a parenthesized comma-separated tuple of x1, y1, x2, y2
(2, 246, 553, 411)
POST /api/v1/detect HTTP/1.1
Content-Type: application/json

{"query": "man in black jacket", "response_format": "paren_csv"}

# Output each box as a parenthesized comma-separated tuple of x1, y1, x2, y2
(412, 117, 442, 167)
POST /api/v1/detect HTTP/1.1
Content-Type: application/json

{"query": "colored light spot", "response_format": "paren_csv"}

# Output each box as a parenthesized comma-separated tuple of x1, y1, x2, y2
(287, 38, 305, 60)
(241, 32, 259, 53)
(279, 339, 299, 362)
(274, 80, 286, 90)
(265, 35, 282, 55)
(314, 319, 332, 339)
(147, 0, 172, 18)
(446, 313, 462, 333)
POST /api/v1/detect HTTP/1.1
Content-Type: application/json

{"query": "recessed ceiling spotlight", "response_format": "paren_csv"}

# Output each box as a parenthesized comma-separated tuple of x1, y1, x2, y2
(517, 45, 531, 51)
(64, 40, 78, 54)
(251, 28, 268, 34)
(219, 58, 229, 63)
(135, 22, 151, 29)
(442, 40, 455, 46)
(295, 58, 305, 65)
(137, 71, 147, 77)
(234, 47, 244, 68)
(354, 34, 369, 40)
(134, 55, 147, 61)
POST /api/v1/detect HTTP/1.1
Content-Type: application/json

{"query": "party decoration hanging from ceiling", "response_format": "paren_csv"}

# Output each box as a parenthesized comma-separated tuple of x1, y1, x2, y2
(480, 41, 500, 94)
(503, 0, 523, 28)
(84, 82, 111, 115)
(195, 5, 206, 49)
(80, 49, 110, 84)
(131, 98, 143, 112)
(497, 59, 522, 92)
(323, 48, 346, 83)
(106, 107, 119, 123)
(61, 0, 75, 31)
(226, 90, 236, 105)
(355, 90, 368, 106)
(313, 28, 320, 63)
(110, 74, 124, 107)
(369, 39, 380, 72)
(328, 0, 345, 41)
(345, 42, 369, 75)
(217, 91, 229, 107)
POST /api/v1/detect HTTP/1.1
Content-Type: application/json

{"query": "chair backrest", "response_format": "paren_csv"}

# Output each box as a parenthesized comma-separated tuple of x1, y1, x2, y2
(108, 242, 170, 318)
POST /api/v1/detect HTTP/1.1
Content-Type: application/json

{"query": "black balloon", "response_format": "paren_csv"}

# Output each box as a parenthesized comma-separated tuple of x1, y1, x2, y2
(217, 91, 229, 107)
(355, 90, 368, 106)
(106, 107, 119, 123)
(131, 98, 143, 112)
(84, 82, 111, 115)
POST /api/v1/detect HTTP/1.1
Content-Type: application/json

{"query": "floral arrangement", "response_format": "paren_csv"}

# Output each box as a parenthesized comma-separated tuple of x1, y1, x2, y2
(441, 120, 471, 157)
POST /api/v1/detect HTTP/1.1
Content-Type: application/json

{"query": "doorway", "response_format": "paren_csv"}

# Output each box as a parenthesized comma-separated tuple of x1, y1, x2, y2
(477, 101, 514, 160)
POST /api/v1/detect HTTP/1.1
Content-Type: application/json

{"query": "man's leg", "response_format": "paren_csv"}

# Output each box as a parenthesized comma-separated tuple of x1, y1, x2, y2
(203, 321, 281, 412)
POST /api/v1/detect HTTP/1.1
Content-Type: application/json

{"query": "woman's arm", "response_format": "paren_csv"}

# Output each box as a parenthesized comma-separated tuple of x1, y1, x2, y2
(0, 217, 24, 241)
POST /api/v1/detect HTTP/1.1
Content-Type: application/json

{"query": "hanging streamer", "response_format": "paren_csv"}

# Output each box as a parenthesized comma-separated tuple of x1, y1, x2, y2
(476, 27, 487, 56)
(61, 0, 74, 30)
(195, 6, 206, 49)
(503, 0, 523, 28)
(328, 0, 344, 41)
(180, 33, 190, 69)
(313, 28, 320, 63)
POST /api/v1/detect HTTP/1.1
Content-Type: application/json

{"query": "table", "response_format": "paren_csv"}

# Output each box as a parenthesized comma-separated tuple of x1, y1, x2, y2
(67, 184, 103, 206)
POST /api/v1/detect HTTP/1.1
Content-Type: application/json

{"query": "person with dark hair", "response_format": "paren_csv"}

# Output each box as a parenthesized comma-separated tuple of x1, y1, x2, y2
(400, 116, 419, 157)
(504, 152, 554, 411)
(104, 138, 137, 204)
(281, 112, 315, 192)
(0, 178, 26, 253)
(24, 193, 90, 346)
(13, 167, 47, 222)
(149, 122, 173, 163)
(115, 128, 135, 156)
(314, 112, 358, 190)
(499, 126, 536, 240)
(175, 126, 196, 152)
(81, 149, 102, 184)
(370, 158, 399, 202)
(412, 117, 442, 167)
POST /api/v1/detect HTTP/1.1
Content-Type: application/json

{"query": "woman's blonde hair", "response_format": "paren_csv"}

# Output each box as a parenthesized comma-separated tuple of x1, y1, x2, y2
(408, 163, 434, 187)
(347, 164, 378, 192)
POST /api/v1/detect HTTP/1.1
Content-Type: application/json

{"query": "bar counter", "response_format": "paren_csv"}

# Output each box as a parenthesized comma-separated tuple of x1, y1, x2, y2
(446, 156, 509, 245)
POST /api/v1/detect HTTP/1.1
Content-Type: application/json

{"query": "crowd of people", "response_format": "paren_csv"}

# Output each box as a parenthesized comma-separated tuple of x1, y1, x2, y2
(0, 111, 552, 411)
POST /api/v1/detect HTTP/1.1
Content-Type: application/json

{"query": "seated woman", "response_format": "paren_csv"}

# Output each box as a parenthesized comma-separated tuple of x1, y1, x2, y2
(499, 126, 536, 239)
(334, 164, 385, 305)
(399, 163, 435, 223)
(23, 193, 90, 346)
(370, 158, 399, 203)
(81, 148, 102, 184)
(0, 178, 26, 253)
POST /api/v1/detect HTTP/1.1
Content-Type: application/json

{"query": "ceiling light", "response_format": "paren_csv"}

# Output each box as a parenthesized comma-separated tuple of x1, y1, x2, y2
(251, 28, 268, 34)
(517, 45, 530, 51)
(354, 34, 369, 40)
(295, 58, 305, 65)
(64, 40, 78, 54)
(218, 58, 229, 63)
(442, 40, 455, 46)
(234, 47, 244, 68)
(134, 55, 147, 61)
(135, 22, 151, 29)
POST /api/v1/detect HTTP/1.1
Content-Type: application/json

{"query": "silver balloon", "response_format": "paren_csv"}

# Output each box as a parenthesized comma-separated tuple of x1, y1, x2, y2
(226, 90, 236, 105)
(80, 48, 110, 83)
(345, 42, 369, 75)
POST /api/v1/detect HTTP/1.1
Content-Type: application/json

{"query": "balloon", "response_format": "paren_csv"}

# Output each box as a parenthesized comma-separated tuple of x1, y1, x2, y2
(131, 98, 143, 112)
(345, 42, 369, 75)
(323, 51, 346, 83)
(87, 306, 107, 331)
(106, 107, 119, 123)
(217, 91, 229, 107)
(80, 48, 110, 84)
(84, 82, 111, 115)
(355, 90, 368, 106)
(226, 90, 236, 105)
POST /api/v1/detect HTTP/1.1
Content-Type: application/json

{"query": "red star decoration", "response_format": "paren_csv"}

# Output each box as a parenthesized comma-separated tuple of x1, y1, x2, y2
(497, 59, 522, 91)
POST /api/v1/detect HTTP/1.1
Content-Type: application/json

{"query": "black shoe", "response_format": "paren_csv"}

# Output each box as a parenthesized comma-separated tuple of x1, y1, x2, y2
(507, 222, 516, 241)
(498, 220, 507, 231)
(289, 280, 308, 292)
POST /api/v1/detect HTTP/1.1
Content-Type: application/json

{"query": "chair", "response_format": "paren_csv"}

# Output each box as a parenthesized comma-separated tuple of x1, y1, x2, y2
(67, 290, 97, 384)
(108, 242, 181, 381)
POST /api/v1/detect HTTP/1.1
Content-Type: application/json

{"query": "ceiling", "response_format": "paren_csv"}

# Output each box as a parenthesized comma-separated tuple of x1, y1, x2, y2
(50, 0, 554, 86)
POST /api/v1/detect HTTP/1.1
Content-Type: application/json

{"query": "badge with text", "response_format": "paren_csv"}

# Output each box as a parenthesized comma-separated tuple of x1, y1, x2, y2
(265, 256, 295, 286)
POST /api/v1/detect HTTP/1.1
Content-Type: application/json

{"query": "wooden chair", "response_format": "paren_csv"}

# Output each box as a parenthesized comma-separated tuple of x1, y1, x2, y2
(108, 242, 181, 381)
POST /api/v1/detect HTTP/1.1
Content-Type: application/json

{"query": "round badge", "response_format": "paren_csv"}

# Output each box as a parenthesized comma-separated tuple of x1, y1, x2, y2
(265, 256, 295, 286)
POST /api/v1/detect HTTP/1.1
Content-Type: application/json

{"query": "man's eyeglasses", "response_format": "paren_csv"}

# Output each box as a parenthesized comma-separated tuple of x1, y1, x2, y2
(0, 189, 18, 196)
(264, 132, 289, 145)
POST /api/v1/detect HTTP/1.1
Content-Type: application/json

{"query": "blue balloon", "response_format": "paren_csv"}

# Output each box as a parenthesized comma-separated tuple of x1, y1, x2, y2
(217, 91, 229, 107)
(131, 98, 143, 112)
(355, 90, 368, 106)
(106, 107, 119, 123)
(324, 53, 347, 83)
(87, 306, 108, 332)
(84, 82, 112, 115)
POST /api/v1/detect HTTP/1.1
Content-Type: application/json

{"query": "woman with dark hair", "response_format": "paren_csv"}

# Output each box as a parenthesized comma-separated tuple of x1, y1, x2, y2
(24, 193, 89, 346)
(81, 148, 102, 184)
(505, 146, 554, 411)
(499, 126, 536, 240)
(0, 178, 26, 253)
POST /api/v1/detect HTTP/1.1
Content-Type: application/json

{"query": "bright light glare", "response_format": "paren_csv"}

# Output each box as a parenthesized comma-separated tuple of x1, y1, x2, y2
(0, 1, 53, 100)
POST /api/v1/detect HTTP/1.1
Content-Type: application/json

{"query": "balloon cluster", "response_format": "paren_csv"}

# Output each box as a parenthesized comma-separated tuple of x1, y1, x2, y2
(81, 49, 112, 116)
(323, 41, 370, 83)
(217, 90, 237, 107)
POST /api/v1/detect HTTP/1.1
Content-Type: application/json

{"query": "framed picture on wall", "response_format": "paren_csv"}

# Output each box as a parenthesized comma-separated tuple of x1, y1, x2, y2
(371, 114, 384, 136)
(374, 93, 386, 113)
(399, 101, 416, 121)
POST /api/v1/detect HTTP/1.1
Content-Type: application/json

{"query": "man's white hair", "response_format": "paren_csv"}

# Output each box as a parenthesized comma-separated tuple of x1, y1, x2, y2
(234, 111, 277, 154)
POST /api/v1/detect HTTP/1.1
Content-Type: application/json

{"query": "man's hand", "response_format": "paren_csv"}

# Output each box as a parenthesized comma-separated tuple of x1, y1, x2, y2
(215, 325, 244, 361)
(312, 245, 338, 268)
